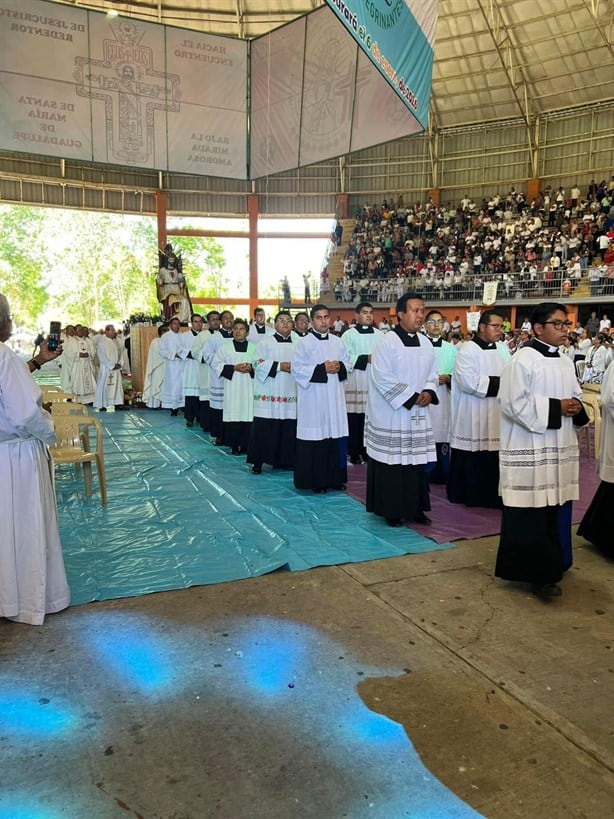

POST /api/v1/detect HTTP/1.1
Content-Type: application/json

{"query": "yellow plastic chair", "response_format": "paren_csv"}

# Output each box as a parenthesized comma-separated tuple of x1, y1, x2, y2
(582, 392, 601, 458)
(50, 416, 107, 505)
(44, 391, 77, 403)
(50, 402, 89, 416)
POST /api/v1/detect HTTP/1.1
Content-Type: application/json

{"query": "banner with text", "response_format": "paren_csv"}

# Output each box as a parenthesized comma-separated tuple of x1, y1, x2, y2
(324, 0, 437, 129)
(0, 0, 248, 178)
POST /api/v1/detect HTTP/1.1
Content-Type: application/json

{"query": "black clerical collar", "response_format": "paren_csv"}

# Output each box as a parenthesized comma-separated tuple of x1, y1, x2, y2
(355, 324, 375, 334)
(528, 338, 560, 357)
(393, 325, 420, 347)
(427, 336, 443, 347)
(208, 328, 216, 334)
(191, 329, 198, 336)
(255, 324, 266, 334)
(293, 331, 308, 337)
(274, 333, 292, 343)
(309, 329, 328, 340)
(472, 335, 497, 350)
(221, 329, 233, 338)
(233, 340, 248, 352)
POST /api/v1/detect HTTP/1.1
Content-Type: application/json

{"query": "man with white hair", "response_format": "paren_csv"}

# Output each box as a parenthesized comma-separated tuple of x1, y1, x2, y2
(0, 293, 70, 625)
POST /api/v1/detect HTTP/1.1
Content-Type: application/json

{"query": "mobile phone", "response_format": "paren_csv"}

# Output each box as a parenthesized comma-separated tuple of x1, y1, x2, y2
(48, 321, 61, 351)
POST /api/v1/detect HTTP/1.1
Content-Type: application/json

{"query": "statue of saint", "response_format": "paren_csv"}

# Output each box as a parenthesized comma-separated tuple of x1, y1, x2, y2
(156, 244, 192, 323)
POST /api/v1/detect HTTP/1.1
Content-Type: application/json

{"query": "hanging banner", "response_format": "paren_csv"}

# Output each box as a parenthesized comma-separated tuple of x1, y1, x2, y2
(324, 0, 437, 128)
(482, 281, 498, 305)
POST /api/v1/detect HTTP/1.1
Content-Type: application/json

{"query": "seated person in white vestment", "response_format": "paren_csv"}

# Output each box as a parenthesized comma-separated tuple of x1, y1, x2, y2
(0, 293, 70, 626)
(246, 311, 298, 474)
(495, 303, 588, 599)
(292, 304, 350, 493)
(212, 318, 257, 455)
(364, 293, 438, 526)
(342, 301, 382, 465)
(447, 310, 507, 509)
(142, 324, 169, 408)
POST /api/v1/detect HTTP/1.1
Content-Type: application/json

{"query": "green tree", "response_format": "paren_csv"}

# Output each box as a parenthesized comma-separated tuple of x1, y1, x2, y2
(0, 205, 50, 327)
(170, 234, 229, 312)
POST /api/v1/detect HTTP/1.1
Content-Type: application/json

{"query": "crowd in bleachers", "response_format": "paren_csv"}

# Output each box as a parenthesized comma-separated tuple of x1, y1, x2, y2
(335, 178, 614, 303)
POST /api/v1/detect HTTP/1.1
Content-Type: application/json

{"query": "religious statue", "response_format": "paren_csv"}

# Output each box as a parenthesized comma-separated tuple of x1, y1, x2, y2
(156, 243, 192, 323)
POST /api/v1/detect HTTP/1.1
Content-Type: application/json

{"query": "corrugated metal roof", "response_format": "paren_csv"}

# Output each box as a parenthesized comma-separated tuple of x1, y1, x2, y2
(52, 0, 613, 128)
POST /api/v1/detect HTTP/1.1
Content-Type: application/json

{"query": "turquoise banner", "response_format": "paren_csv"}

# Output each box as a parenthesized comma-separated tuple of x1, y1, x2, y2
(325, 0, 436, 129)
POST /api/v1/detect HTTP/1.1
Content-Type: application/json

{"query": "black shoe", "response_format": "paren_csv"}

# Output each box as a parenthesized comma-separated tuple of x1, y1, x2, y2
(413, 512, 432, 525)
(251, 465, 262, 474)
(214, 437, 224, 446)
(333, 484, 346, 491)
(313, 488, 326, 494)
(531, 583, 562, 599)
(349, 456, 362, 465)
(231, 447, 241, 456)
(186, 420, 194, 427)
(386, 518, 403, 527)
(99, 407, 107, 412)
(170, 409, 178, 416)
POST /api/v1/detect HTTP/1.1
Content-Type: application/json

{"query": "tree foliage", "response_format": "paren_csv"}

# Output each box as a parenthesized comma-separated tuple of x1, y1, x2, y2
(0, 205, 50, 327)
(0, 206, 227, 327)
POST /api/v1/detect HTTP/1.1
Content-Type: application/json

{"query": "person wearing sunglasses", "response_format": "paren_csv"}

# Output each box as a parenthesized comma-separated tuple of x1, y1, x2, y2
(495, 302, 588, 599)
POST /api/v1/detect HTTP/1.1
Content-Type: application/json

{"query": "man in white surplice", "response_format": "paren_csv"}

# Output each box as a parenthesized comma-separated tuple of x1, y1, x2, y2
(142, 324, 169, 409)
(246, 310, 298, 474)
(182, 313, 204, 427)
(292, 304, 350, 492)
(447, 311, 507, 508)
(203, 310, 234, 443)
(159, 317, 188, 414)
(495, 302, 588, 599)
(65, 324, 97, 404)
(364, 293, 438, 526)
(94, 324, 125, 411)
(0, 293, 70, 625)
(342, 301, 382, 465)
(423, 309, 458, 484)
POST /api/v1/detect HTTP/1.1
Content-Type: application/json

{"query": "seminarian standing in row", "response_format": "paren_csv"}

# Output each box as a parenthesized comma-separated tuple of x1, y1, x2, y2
(247, 311, 298, 474)
(292, 304, 350, 493)
(447, 311, 507, 508)
(341, 301, 382, 465)
(495, 302, 588, 599)
(364, 293, 438, 526)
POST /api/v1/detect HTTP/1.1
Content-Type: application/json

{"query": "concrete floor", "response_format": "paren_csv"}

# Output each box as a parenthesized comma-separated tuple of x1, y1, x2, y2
(1, 530, 613, 818)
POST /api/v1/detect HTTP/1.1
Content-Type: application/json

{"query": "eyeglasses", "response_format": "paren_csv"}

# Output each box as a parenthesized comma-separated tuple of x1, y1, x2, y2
(486, 324, 504, 330)
(543, 320, 573, 329)
(425, 319, 444, 325)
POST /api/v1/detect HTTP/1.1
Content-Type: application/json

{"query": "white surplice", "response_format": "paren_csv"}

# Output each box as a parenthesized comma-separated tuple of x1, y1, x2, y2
(212, 340, 258, 422)
(158, 328, 188, 409)
(204, 329, 234, 411)
(365, 329, 438, 465)
(142, 337, 165, 408)
(292, 331, 350, 440)
(450, 339, 507, 451)
(66, 337, 97, 403)
(426, 337, 458, 443)
(0, 342, 70, 625)
(341, 325, 382, 414)
(253, 334, 298, 420)
(94, 335, 124, 409)
(499, 342, 584, 507)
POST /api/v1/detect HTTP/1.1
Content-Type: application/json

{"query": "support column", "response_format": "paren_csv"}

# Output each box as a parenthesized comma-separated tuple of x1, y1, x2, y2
(155, 190, 168, 251)
(248, 194, 259, 318)
(336, 194, 349, 219)
(427, 188, 441, 207)
(526, 178, 541, 201)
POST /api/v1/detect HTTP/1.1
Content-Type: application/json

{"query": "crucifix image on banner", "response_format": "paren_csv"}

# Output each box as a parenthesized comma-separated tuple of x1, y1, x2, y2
(74, 19, 180, 166)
